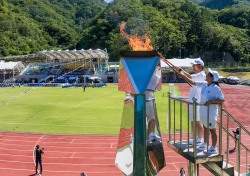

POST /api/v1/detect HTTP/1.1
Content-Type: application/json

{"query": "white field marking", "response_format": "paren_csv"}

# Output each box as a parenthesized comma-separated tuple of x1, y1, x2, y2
(0, 167, 87, 174)
(0, 133, 119, 138)
(0, 166, 196, 174)
(0, 136, 120, 142)
(0, 135, 118, 141)
(0, 143, 34, 148)
(0, 134, 45, 139)
(0, 88, 36, 106)
(70, 152, 75, 158)
(33, 135, 45, 165)
(0, 139, 118, 145)
(0, 159, 33, 164)
(0, 135, 99, 141)
(0, 147, 33, 152)
(0, 142, 118, 150)
(172, 163, 179, 170)
(0, 153, 34, 157)
(0, 153, 116, 160)
(71, 139, 76, 143)
(0, 159, 118, 166)
(0, 122, 119, 129)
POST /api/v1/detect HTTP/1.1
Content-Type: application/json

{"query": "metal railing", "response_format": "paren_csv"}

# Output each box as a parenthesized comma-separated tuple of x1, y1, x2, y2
(167, 92, 250, 175)
(167, 92, 223, 158)
(222, 108, 250, 176)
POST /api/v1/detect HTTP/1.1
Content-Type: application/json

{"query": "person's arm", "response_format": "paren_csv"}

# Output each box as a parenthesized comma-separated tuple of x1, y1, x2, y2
(205, 86, 225, 106)
(173, 66, 192, 79)
(178, 70, 195, 86)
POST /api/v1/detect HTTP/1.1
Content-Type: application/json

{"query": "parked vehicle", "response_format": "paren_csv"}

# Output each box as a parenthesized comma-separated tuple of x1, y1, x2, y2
(227, 76, 240, 85)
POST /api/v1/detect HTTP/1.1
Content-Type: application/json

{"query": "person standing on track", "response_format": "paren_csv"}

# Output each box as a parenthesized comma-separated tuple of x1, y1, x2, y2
(180, 166, 185, 176)
(230, 128, 240, 152)
(34, 145, 44, 175)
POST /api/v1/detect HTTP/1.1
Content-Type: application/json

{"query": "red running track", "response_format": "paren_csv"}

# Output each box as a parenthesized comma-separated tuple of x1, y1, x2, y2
(0, 132, 249, 176)
(0, 83, 249, 176)
(0, 132, 214, 176)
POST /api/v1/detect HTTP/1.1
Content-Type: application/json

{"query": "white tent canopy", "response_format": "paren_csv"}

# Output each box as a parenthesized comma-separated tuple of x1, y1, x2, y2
(0, 60, 24, 71)
(161, 58, 201, 68)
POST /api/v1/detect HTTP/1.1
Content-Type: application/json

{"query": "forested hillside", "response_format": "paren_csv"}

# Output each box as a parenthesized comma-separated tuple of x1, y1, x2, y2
(0, 0, 107, 56)
(189, 0, 250, 9)
(77, 0, 250, 62)
(0, 0, 249, 63)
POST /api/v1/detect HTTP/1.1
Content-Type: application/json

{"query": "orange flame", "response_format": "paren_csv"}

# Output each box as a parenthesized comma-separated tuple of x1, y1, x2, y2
(120, 22, 153, 51)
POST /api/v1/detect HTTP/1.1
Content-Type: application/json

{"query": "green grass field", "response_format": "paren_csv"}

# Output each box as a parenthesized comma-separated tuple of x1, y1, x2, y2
(0, 85, 188, 135)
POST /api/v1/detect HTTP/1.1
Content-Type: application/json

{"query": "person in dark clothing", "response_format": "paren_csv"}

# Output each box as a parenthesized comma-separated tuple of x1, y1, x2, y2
(229, 128, 240, 153)
(34, 145, 44, 175)
(83, 83, 86, 92)
(180, 166, 185, 176)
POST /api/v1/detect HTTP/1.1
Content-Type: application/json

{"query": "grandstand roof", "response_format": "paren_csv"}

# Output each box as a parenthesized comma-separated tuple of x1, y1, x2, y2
(1, 49, 109, 63)
(160, 58, 201, 68)
(37, 49, 109, 61)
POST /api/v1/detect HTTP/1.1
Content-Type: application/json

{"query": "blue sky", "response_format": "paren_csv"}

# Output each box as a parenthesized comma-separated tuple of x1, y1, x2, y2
(105, 0, 113, 3)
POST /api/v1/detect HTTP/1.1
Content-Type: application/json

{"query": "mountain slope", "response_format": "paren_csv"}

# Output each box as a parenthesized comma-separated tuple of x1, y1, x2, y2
(77, 0, 249, 62)
(0, 0, 249, 63)
(0, 0, 107, 56)
(189, 0, 250, 9)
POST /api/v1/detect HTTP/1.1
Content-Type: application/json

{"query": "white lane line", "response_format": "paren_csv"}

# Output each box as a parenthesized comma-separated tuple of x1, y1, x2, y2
(0, 122, 120, 129)
(70, 152, 75, 158)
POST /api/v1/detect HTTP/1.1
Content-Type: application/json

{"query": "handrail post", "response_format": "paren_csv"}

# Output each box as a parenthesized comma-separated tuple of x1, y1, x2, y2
(174, 99, 176, 144)
(206, 105, 209, 156)
(180, 102, 183, 148)
(219, 103, 223, 155)
(225, 108, 229, 168)
(192, 97, 197, 157)
(168, 92, 171, 142)
(187, 104, 190, 153)
(237, 127, 241, 176)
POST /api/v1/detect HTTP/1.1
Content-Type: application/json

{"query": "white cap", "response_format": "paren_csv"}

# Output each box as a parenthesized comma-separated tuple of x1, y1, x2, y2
(191, 59, 204, 66)
(208, 68, 220, 82)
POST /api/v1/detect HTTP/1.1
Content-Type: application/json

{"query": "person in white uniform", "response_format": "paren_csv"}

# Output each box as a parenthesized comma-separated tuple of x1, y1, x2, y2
(146, 65, 162, 142)
(173, 59, 206, 145)
(178, 68, 225, 155)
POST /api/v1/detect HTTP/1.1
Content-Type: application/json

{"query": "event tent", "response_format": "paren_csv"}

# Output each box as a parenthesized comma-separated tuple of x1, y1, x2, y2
(0, 60, 25, 71)
(161, 58, 201, 68)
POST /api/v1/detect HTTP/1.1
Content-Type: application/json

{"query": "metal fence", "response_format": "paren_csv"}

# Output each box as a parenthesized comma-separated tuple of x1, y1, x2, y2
(167, 92, 250, 175)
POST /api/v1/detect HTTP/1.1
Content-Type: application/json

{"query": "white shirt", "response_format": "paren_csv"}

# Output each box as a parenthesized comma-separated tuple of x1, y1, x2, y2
(189, 71, 206, 102)
(145, 69, 161, 101)
(196, 82, 225, 120)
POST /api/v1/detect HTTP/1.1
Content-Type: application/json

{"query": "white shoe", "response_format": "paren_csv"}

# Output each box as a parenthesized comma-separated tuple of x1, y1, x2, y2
(148, 133, 161, 142)
(207, 146, 218, 155)
(154, 134, 161, 141)
(197, 142, 207, 151)
(189, 137, 202, 146)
